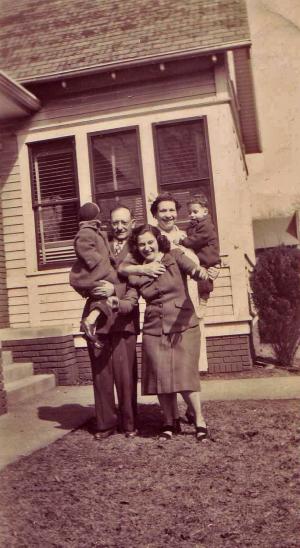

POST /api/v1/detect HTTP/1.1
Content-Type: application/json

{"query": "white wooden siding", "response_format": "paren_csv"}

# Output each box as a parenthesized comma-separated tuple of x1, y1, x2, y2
(39, 282, 83, 325)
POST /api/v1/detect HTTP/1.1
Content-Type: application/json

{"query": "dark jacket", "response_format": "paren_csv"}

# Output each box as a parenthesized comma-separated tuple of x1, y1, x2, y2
(181, 214, 220, 297)
(69, 220, 118, 294)
(128, 249, 199, 336)
(83, 241, 140, 335)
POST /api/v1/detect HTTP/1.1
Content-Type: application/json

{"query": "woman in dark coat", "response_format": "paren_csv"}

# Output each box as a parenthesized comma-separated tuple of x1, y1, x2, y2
(128, 224, 208, 441)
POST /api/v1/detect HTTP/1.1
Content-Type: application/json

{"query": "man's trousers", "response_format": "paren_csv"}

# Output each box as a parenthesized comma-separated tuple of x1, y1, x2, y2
(88, 332, 137, 433)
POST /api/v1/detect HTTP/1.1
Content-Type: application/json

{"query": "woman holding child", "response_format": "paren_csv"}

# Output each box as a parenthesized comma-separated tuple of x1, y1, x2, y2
(119, 192, 219, 440)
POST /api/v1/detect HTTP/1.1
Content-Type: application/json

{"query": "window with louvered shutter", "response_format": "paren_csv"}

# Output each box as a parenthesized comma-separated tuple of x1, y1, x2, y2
(89, 128, 146, 227)
(153, 118, 217, 230)
(28, 137, 80, 269)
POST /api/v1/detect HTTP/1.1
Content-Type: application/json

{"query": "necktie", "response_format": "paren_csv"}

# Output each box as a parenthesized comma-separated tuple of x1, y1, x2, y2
(114, 241, 123, 256)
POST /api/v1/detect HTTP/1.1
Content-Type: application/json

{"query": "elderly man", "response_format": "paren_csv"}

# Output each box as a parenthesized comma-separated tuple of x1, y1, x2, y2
(82, 205, 139, 439)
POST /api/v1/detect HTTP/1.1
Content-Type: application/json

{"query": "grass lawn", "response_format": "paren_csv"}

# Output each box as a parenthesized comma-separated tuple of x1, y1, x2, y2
(1, 400, 300, 548)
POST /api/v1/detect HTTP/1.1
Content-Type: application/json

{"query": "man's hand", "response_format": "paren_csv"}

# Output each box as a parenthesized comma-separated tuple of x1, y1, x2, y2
(107, 296, 120, 312)
(90, 281, 115, 298)
(208, 265, 221, 280)
(142, 262, 166, 278)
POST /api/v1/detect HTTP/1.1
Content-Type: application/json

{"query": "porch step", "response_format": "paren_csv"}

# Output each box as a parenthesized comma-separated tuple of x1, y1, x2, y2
(6, 374, 56, 407)
(1, 351, 13, 366)
(3, 362, 33, 383)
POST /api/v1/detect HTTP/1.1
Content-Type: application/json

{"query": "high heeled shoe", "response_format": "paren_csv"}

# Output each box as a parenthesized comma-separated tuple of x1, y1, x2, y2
(195, 425, 208, 442)
(159, 425, 174, 441)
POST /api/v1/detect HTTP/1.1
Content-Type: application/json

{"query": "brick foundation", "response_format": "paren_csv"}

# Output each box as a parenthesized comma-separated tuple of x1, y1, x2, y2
(2, 333, 253, 389)
(206, 334, 252, 373)
(0, 354, 8, 415)
(75, 347, 92, 383)
(2, 336, 78, 386)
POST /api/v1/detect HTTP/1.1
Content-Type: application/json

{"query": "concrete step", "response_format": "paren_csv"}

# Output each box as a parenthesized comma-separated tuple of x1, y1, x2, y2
(1, 351, 13, 366)
(3, 362, 34, 383)
(6, 374, 56, 407)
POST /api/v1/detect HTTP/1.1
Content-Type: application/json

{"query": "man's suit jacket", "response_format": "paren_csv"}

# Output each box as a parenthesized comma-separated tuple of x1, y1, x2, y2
(82, 240, 140, 336)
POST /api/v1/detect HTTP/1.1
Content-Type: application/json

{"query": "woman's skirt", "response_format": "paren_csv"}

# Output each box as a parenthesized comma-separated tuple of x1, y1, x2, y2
(141, 325, 201, 395)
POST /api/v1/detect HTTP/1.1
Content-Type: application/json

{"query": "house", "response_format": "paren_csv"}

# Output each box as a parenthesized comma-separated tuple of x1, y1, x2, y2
(246, 0, 300, 253)
(0, 0, 261, 414)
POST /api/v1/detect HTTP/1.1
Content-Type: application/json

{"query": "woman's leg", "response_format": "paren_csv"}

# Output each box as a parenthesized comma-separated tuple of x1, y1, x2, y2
(180, 391, 206, 428)
(158, 394, 174, 428)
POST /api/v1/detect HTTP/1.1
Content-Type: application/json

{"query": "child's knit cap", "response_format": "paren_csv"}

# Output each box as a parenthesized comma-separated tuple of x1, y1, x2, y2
(79, 202, 101, 221)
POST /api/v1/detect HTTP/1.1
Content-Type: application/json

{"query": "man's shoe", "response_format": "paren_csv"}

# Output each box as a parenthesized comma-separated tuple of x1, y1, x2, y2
(94, 427, 116, 440)
(125, 429, 138, 438)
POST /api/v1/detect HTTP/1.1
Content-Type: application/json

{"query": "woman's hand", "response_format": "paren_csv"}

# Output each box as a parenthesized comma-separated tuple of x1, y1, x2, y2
(197, 266, 209, 280)
(107, 296, 120, 311)
(90, 281, 115, 298)
(142, 262, 166, 278)
(208, 265, 221, 280)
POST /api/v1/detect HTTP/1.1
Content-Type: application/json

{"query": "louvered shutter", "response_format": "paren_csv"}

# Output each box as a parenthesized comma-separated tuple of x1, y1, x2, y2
(29, 137, 79, 268)
(90, 128, 146, 227)
(153, 118, 217, 230)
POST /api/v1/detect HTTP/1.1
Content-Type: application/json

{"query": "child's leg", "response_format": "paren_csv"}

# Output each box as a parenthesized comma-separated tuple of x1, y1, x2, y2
(81, 292, 108, 344)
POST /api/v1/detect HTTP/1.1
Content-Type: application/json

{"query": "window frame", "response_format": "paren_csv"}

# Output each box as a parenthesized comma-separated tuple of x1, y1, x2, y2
(152, 115, 218, 235)
(28, 135, 80, 271)
(87, 125, 147, 228)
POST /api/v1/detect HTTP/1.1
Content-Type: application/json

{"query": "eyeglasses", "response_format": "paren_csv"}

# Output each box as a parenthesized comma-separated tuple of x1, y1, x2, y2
(111, 220, 132, 228)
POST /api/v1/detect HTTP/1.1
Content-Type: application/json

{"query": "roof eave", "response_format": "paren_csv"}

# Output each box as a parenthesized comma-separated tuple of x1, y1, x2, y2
(0, 70, 41, 116)
(19, 40, 251, 85)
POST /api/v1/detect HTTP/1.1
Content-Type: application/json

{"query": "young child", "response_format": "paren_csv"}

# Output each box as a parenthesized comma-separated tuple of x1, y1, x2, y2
(179, 193, 220, 425)
(69, 202, 119, 347)
(179, 193, 221, 308)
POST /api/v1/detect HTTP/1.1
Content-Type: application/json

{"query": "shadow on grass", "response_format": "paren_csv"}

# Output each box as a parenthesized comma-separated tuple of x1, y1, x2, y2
(38, 403, 94, 430)
(80, 403, 164, 437)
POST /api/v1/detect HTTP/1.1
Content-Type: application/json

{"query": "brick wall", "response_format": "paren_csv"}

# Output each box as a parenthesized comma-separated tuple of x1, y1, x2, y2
(0, 354, 8, 415)
(1, 333, 253, 389)
(206, 334, 252, 373)
(2, 335, 78, 385)
(71, 336, 253, 380)
(75, 347, 92, 383)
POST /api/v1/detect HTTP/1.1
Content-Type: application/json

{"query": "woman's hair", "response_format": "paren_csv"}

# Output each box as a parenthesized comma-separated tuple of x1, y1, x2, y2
(129, 224, 170, 263)
(150, 192, 181, 217)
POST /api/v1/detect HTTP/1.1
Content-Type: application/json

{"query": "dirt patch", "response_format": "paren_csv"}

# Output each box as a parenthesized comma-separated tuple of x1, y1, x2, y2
(0, 400, 299, 548)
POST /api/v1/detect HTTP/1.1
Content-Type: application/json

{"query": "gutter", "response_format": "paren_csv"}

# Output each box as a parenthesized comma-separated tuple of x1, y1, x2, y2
(19, 40, 251, 85)
(0, 70, 40, 113)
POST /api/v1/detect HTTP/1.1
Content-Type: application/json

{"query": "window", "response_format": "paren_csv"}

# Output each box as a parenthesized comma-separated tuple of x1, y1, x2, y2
(153, 118, 217, 230)
(89, 128, 146, 227)
(28, 137, 80, 269)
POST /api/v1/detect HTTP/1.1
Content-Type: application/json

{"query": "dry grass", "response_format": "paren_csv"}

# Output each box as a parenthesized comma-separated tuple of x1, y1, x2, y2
(1, 400, 300, 548)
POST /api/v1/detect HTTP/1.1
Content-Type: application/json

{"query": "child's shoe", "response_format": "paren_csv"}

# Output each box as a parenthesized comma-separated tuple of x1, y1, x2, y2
(81, 318, 97, 342)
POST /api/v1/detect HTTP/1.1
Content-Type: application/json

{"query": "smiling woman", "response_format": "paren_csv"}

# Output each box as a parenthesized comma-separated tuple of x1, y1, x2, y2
(127, 224, 208, 441)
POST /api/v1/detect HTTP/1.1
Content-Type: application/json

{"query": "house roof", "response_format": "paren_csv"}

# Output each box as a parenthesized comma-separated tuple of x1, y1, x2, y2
(0, 71, 40, 119)
(0, 0, 250, 83)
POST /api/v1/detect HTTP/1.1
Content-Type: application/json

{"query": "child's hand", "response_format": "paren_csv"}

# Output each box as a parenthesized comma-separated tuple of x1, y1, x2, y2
(208, 265, 221, 280)
(107, 296, 120, 312)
